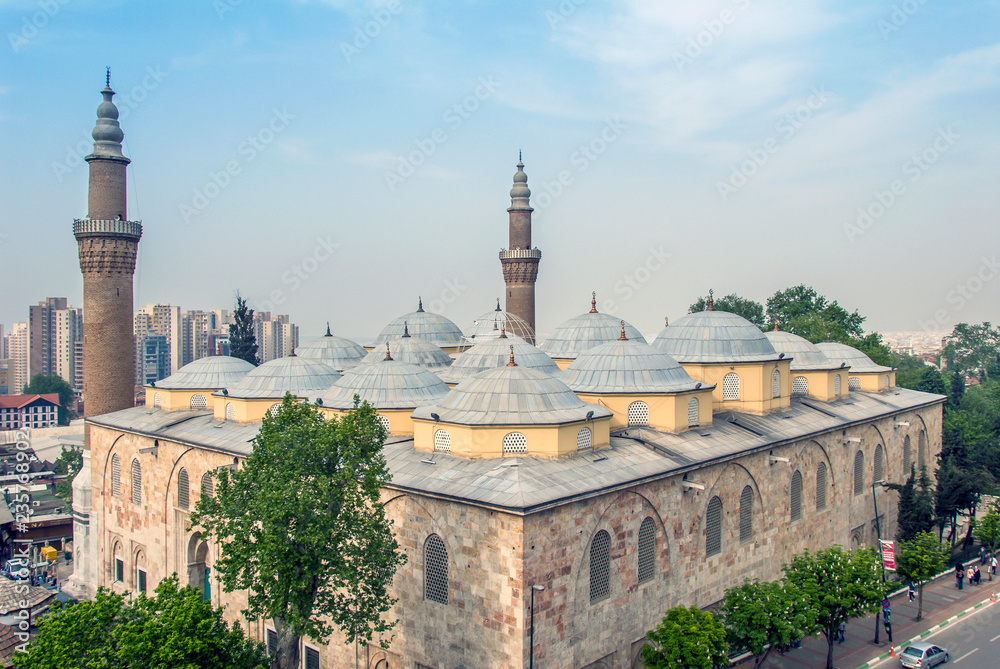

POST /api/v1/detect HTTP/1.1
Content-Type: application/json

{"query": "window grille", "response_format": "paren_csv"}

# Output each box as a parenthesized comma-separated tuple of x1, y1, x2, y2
(201, 472, 214, 498)
(849, 377, 861, 391)
(589, 530, 611, 602)
(114, 557, 124, 582)
(687, 398, 699, 426)
(131, 459, 141, 505)
(790, 471, 802, 523)
(434, 429, 451, 453)
(177, 468, 189, 509)
(266, 628, 278, 655)
(577, 427, 592, 451)
(304, 647, 320, 669)
(835, 374, 842, 395)
(502, 432, 527, 454)
(268, 404, 282, 418)
(424, 534, 449, 605)
(874, 444, 884, 483)
(110, 454, 121, 497)
(706, 497, 722, 557)
(226, 403, 235, 420)
(722, 373, 740, 400)
(153, 392, 162, 408)
(190, 394, 207, 410)
(918, 431, 927, 471)
(903, 435, 912, 476)
(137, 568, 147, 593)
(377, 415, 390, 432)
(854, 450, 864, 495)
(816, 463, 827, 510)
(627, 401, 649, 427)
(772, 369, 781, 398)
(739, 485, 753, 542)
(637, 517, 655, 584)
(792, 376, 808, 396)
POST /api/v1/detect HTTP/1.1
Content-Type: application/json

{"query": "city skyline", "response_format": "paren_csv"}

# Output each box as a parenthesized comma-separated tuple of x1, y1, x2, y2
(1, 0, 998, 341)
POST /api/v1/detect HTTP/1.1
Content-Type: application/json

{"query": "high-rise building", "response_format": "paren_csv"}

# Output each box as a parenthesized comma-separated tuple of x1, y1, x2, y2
(135, 304, 182, 373)
(26, 297, 84, 393)
(255, 312, 298, 362)
(6, 323, 28, 396)
(499, 156, 541, 343)
(136, 334, 171, 387)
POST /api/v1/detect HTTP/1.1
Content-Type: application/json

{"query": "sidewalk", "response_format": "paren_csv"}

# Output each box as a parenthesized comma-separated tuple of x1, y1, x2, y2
(743, 560, 999, 669)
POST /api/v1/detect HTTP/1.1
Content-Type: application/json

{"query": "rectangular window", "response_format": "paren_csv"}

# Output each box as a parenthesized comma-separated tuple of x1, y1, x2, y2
(137, 569, 147, 593)
(114, 558, 124, 582)
(303, 645, 320, 669)
(266, 628, 278, 656)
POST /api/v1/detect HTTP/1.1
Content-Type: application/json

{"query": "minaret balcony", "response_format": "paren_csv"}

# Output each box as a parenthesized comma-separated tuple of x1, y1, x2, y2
(73, 218, 143, 240)
(499, 248, 542, 260)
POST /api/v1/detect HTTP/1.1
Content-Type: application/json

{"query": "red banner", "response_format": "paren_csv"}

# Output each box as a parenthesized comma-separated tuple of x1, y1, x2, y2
(880, 539, 896, 571)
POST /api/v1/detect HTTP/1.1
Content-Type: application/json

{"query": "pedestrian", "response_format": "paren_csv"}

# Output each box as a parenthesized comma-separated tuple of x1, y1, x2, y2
(974, 565, 982, 585)
(981, 546, 987, 565)
(838, 621, 846, 644)
(908, 582, 916, 601)
(968, 566, 975, 585)
(956, 564, 964, 590)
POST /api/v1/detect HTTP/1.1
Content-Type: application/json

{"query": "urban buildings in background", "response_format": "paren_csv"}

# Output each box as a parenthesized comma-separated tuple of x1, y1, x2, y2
(1, 299, 83, 405)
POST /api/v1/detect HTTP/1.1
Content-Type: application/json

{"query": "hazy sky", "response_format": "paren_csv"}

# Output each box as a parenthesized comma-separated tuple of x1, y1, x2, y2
(2, 0, 998, 343)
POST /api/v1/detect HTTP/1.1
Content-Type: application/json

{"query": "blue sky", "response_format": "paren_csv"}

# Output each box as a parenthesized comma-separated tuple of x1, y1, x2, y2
(1, 0, 998, 342)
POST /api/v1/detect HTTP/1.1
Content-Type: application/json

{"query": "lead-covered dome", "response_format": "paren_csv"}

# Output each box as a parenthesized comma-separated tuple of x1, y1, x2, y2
(439, 335, 559, 384)
(816, 342, 892, 372)
(465, 302, 535, 342)
(652, 310, 779, 363)
(414, 365, 611, 426)
(539, 294, 646, 359)
(764, 330, 837, 370)
(155, 356, 255, 390)
(321, 358, 450, 410)
(226, 355, 341, 399)
(373, 299, 464, 347)
(296, 326, 367, 372)
(360, 334, 452, 370)
(564, 338, 701, 394)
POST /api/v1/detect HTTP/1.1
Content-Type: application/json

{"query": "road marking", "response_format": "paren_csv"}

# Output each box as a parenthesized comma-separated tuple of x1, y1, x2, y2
(954, 648, 978, 663)
(991, 633, 1000, 642)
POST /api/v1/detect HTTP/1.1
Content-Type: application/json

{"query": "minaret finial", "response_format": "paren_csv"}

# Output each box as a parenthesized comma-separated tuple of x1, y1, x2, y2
(403, 321, 410, 338)
(519, 149, 522, 163)
(707, 289, 715, 311)
(417, 297, 424, 313)
(106, 67, 111, 87)
(325, 322, 332, 337)
(590, 291, 598, 314)
(618, 320, 628, 341)
(385, 343, 393, 361)
(507, 345, 517, 367)
(500, 322, 507, 339)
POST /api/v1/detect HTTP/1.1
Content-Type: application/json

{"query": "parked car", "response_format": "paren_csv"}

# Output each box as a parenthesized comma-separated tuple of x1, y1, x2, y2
(1, 559, 30, 581)
(900, 642, 949, 667)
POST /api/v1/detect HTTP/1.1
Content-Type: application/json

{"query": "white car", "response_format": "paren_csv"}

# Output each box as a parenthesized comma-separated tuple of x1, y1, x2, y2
(900, 642, 949, 668)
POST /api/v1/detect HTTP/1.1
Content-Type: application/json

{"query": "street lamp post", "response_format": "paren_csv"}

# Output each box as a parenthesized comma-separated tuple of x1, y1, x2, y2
(872, 479, 887, 645)
(530, 584, 545, 669)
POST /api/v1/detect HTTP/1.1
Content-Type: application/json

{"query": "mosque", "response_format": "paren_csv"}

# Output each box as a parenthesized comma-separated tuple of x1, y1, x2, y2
(66, 80, 944, 669)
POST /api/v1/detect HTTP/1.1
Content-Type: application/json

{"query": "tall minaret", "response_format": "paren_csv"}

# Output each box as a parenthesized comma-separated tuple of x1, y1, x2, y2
(499, 154, 541, 343)
(74, 71, 142, 417)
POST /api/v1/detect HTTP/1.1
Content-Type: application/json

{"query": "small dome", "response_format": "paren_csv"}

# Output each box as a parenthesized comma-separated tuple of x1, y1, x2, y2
(539, 296, 646, 359)
(373, 299, 464, 347)
(652, 310, 779, 363)
(465, 305, 535, 342)
(815, 342, 892, 373)
(226, 355, 341, 399)
(439, 336, 560, 384)
(564, 339, 700, 394)
(155, 356, 255, 390)
(764, 330, 837, 370)
(360, 337, 453, 370)
(414, 366, 611, 426)
(296, 328, 367, 372)
(321, 359, 450, 410)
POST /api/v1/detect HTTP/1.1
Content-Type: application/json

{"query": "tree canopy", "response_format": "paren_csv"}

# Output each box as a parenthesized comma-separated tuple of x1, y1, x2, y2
(942, 322, 1000, 383)
(229, 292, 259, 366)
(894, 531, 949, 620)
(642, 605, 728, 669)
(23, 374, 74, 424)
(689, 292, 766, 328)
(719, 578, 816, 669)
(765, 285, 865, 342)
(891, 465, 935, 543)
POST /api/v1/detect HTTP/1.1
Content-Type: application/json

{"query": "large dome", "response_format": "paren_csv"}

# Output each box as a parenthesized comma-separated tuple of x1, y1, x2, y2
(414, 365, 611, 426)
(155, 356, 255, 390)
(816, 342, 892, 372)
(360, 335, 453, 370)
(564, 338, 701, 394)
(539, 295, 646, 359)
(296, 326, 367, 372)
(439, 334, 559, 384)
(321, 358, 450, 410)
(652, 310, 779, 363)
(373, 299, 464, 347)
(226, 355, 341, 399)
(764, 330, 837, 371)
(465, 303, 535, 342)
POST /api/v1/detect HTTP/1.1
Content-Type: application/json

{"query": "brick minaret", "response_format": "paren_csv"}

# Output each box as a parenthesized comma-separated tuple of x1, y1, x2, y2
(74, 71, 142, 417)
(499, 155, 541, 344)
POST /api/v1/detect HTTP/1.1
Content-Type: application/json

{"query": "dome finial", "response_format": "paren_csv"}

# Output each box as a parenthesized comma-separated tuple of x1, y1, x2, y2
(618, 320, 628, 341)
(417, 297, 424, 313)
(496, 297, 502, 312)
(403, 321, 410, 338)
(384, 343, 393, 361)
(290, 346, 296, 357)
(325, 322, 332, 337)
(492, 318, 498, 331)
(106, 66, 111, 87)
(500, 322, 507, 339)
(507, 345, 517, 367)
(664, 316, 669, 328)
(772, 318, 779, 332)
(590, 291, 598, 314)
(707, 289, 715, 311)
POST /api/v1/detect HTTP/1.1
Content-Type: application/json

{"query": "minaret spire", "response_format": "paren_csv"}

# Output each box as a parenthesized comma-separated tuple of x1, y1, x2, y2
(499, 154, 540, 344)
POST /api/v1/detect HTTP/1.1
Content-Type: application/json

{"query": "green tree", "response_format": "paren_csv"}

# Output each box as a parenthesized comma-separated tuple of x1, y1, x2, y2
(689, 292, 766, 328)
(229, 292, 259, 366)
(894, 531, 949, 620)
(14, 577, 268, 669)
(935, 456, 994, 547)
(641, 605, 728, 669)
(53, 444, 83, 512)
(783, 546, 890, 669)
(719, 578, 816, 669)
(765, 285, 865, 342)
(891, 465, 935, 543)
(942, 323, 1000, 383)
(974, 509, 1000, 580)
(191, 395, 406, 669)
(949, 370, 966, 406)
(23, 374, 74, 425)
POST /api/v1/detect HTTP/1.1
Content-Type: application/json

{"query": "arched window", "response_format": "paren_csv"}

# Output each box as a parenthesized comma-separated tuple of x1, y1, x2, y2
(816, 462, 827, 510)
(792, 376, 808, 396)
(376, 415, 390, 432)
(874, 444, 884, 483)
(190, 394, 208, 410)
(201, 472, 214, 498)
(722, 373, 740, 400)
(589, 530, 611, 603)
(835, 374, 842, 395)
(772, 369, 781, 398)
(576, 427, 592, 451)
(153, 392, 162, 408)
(903, 435, 912, 476)
(739, 485, 753, 542)
(424, 534, 448, 605)
(177, 468, 190, 509)
(854, 450, 864, 495)
(883, 375, 890, 388)
(918, 431, 927, 471)
(225, 403, 235, 420)
(434, 429, 451, 453)
(110, 454, 121, 497)
(637, 517, 655, 584)
(131, 459, 142, 504)
(706, 496, 722, 557)
(268, 403, 282, 418)
(790, 470, 802, 523)
(112, 541, 124, 583)
(502, 432, 527, 454)
(687, 397, 699, 427)
(849, 377, 861, 391)
(627, 401, 649, 427)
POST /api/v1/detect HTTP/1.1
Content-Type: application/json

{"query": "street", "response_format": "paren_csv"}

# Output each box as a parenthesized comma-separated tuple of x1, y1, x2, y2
(888, 603, 1000, 669)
